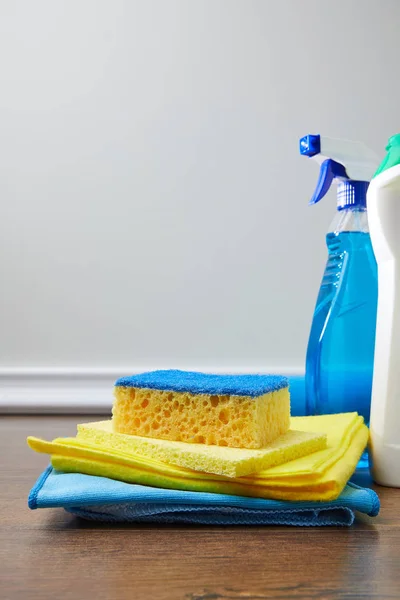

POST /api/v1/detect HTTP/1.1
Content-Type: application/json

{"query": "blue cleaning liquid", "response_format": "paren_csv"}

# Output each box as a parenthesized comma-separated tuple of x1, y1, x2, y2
(306, 231, 378, 467)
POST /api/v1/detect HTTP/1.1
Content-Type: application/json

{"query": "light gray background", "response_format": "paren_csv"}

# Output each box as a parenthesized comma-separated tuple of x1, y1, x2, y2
(1, 0, 399, 371)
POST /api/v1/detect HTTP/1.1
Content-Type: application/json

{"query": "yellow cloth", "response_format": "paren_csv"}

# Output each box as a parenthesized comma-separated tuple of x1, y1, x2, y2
(27, 413, 368, 502)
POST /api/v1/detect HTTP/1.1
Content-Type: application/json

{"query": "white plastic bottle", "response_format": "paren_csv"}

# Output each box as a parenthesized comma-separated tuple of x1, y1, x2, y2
(367, 134, 400, 487)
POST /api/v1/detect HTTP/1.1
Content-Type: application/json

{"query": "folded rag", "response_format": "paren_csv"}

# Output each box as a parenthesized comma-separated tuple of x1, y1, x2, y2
(28, 413, 368, 502)
(28, 467, 380, 527)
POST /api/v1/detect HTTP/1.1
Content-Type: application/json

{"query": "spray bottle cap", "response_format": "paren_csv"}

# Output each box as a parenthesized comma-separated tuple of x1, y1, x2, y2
(299, 134, 380, 210)
(373, 133, 400, 178)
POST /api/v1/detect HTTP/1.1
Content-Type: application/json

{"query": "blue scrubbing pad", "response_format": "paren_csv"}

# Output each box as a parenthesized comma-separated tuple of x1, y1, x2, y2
(115, 370, 288, 397)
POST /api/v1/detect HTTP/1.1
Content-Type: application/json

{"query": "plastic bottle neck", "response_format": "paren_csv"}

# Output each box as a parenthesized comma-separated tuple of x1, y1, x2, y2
(329, 205, 370, 234)
(337, 181, 369, 211)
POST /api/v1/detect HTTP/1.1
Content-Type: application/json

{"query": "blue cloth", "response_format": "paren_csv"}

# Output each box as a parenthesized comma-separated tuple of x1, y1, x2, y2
(115, 370, 288, 396)
(29, 467, 380, 527)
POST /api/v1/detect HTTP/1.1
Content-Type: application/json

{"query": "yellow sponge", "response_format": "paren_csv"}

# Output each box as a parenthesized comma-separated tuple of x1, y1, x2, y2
(77, 419, 327, 477)
(113, 370, 290, 449)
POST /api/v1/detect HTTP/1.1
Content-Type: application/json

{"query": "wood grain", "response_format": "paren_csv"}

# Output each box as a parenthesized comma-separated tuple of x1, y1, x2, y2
(1, 415, 399, 600)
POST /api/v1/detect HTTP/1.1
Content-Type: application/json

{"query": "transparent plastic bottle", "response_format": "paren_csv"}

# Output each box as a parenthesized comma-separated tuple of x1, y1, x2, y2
(300, 135, 379, 469)
(306, 207, 378, 427)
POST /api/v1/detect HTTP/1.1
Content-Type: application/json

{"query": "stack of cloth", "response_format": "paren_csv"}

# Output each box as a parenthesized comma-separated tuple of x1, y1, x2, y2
(28, 371, 380, 526)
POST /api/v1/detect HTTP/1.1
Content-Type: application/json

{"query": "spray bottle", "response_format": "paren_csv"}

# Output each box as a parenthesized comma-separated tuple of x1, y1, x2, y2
(367, 134, 400, 486)
(300, 135, 379, 451)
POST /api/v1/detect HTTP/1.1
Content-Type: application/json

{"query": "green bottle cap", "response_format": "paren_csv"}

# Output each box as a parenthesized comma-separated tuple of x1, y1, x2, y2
(374, 134, 400, 177)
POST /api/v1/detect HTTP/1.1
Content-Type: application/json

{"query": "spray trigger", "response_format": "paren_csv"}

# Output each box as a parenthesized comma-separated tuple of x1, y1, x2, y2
(310, 159, 348, 205)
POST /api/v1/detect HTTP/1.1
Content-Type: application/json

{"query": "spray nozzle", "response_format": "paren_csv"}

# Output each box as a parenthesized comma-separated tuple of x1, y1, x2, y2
(373, 133, 400, 178)
(300, 134, 380, 211)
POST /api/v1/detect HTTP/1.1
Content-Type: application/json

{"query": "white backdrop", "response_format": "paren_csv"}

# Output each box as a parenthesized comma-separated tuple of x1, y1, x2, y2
(1, 0, 400, 385)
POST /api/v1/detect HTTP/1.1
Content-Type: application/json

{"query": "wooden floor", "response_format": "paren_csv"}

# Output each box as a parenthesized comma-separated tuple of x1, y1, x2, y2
(1, 415, 400, 600)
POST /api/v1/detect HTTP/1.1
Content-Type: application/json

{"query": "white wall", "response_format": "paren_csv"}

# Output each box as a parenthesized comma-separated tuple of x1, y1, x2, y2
(1, 0, 400, 374)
